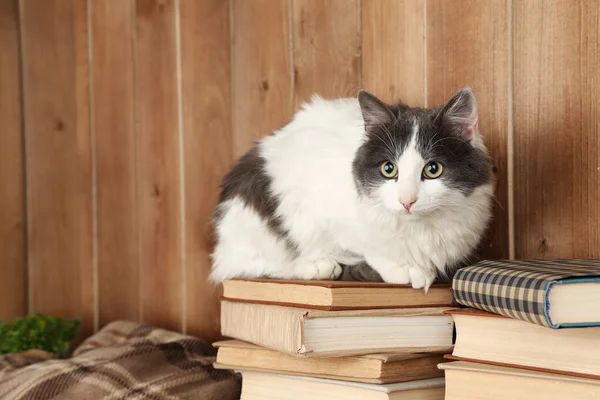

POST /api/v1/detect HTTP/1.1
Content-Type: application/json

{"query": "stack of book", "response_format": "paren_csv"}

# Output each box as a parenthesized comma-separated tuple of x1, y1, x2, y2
(440, 258, 600, 399)
(213, 278, 459, 399)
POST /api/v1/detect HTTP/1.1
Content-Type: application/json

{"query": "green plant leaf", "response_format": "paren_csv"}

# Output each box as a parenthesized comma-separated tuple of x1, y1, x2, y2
(0, 314, 81, 357)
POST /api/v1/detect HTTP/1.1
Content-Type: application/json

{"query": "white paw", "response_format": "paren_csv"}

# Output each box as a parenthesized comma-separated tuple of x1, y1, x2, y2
(315, 258, 342, 280)
(408, 267, 436, 292)
(295, 258, 342, 280)
(379, 265, 410, 284)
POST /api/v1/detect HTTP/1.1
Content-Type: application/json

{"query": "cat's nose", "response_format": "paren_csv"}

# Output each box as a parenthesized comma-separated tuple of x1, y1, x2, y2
(401, 199, 417, 211)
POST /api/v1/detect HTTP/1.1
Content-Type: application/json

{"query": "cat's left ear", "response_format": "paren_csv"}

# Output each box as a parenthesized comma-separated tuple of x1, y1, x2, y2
(437, 87, 479, 141)
(357, 89, 396, 128)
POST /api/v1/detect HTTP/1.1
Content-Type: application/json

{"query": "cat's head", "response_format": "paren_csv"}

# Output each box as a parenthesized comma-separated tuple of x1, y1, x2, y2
(352, 88, 495, 219)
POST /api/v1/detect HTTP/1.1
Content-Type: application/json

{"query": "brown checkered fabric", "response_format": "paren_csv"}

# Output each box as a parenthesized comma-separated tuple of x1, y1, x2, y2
(0, 320, 241, 400)
(452, 259, 600, 328)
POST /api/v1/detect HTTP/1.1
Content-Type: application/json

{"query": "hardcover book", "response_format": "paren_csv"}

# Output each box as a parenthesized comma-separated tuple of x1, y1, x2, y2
(213, 339, 447, 384)
(220, 300, 456, 357)
(221, 278, 453, 310)
(452, 258, 600, 327)
(446, 308, 600, 378)
(238, 371, 445, 400)
(441, 361, 600, 400)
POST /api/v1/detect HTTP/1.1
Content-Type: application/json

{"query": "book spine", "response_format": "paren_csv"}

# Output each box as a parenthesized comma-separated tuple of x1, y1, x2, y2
(220, 301, 306, 356)
(451, 269, 552, 327)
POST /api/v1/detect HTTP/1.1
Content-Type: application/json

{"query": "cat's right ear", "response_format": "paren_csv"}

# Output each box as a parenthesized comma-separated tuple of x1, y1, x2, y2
(357, 89, 396, 128)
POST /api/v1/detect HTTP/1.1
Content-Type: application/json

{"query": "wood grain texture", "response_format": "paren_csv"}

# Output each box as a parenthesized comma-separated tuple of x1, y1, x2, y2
(0, 0, 26, 322)
(20, 0, 94, 336)
(232, 0, 292, 159)
(92, 0, 139, 328)
(361, 0, 425, 105)
(513, 0, 600, 258)
(135, 0, 181, 331)
(427, 0, 509, 260)
(180, 0, 231, 341)
(292, 0, 361, 108)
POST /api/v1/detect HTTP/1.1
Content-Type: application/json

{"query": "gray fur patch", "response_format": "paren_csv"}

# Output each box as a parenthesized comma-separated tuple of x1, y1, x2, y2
(215, 146, 297, 251)
(337, 261, 384, 282)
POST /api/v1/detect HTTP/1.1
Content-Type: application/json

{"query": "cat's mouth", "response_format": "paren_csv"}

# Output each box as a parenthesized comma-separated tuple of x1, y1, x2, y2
(398, 206, 439, 220)
(400, 212, 421, 221)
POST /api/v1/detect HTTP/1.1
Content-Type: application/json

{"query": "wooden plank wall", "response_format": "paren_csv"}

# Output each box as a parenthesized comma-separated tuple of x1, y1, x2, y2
(0, 0, 26, 323)
(513, 0, 600, 259)
(20, 0, 95, 338)
(1, 0, 598, 342)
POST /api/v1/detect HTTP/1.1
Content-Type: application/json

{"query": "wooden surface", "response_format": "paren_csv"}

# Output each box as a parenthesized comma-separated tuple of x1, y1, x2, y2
(231, 0, 292, 159)
(513, 0, 600, 259)
(361, 0, 425, 105)
(427, 0, 510, 260)
(292, 0, 361, 108)
(135, 0, 182, 332)
(0, 0, 26, 323)
(180, 0, 231, 340)
(92, 0, 139, 328)
(20, 0, 94, 337)
(2, 0, 599, 340)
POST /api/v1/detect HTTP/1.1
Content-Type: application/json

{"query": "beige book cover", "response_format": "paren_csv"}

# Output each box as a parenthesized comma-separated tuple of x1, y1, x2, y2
(220, 300, 456, 357)
(213, 340, 448, 384)
(222, 278, 454, 310)
(447, 308, 600, 377)
(441, 361, 600, 399)
(239, 371, 446, 400)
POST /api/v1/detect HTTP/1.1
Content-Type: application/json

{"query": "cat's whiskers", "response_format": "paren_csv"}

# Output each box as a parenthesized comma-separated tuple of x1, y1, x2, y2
(364, 122, 397, 157)
(425, 129, 441, 154)
(377, 122, 399, 156)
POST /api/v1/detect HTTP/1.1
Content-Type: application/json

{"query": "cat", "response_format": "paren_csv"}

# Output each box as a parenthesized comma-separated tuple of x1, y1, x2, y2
(208, 87, 495, 292)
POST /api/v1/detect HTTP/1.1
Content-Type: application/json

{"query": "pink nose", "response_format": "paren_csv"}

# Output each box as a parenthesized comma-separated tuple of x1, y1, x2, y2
(401, 199, 417, 211)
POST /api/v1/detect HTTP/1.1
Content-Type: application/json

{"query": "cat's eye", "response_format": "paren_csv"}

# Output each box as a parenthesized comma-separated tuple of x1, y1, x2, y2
(423, 161, 444, 179)
(380, 161, 398, 179)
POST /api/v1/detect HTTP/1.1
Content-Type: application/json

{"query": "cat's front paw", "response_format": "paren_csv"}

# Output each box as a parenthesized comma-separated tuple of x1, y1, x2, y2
(408, 267, 436, 293)
(364, 255, 410, 284)
(294, 258, 342, 280)
(379, 266, 411, 284)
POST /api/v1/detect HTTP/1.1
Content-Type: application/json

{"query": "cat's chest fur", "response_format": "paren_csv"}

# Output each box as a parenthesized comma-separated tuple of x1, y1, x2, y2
(280, 183, 492, 272)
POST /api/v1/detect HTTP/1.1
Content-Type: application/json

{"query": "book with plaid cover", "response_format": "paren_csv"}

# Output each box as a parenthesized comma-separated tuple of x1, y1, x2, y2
(452, 258, 600, 328)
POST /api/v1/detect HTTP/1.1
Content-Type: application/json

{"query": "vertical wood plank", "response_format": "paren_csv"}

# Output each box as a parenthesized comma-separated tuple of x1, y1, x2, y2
(0, 0, 26, 322)
(513, 0, 600, 258)
(135, 0, 181, 331)
(93, 0, 139, 327)
(181, 0, 231, 341)
(20, 0, 94, 336)
(361, 0, 425, 105)
(232, 0, 292, 158)
(427, 0, 509, 260)
(292, 0, 361, 108)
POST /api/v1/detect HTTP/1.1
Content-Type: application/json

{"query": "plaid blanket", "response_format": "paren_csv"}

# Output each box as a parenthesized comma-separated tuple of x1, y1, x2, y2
(0, 321, 241, 400)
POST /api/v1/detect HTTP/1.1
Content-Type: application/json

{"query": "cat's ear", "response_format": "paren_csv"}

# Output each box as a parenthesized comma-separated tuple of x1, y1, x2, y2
(437, 87, 478, 140)
(357, 89, 396, 128)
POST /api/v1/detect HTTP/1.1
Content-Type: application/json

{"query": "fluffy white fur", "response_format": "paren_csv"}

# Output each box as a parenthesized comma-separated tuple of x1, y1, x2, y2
(210, 96, 494, 292)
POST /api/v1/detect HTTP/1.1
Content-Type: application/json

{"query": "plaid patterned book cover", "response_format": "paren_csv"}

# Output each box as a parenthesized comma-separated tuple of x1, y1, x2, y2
(452, 259, 600, 328)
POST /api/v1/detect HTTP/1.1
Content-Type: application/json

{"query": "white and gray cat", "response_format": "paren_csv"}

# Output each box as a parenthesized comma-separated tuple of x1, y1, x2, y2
(209, 88, 495, 292)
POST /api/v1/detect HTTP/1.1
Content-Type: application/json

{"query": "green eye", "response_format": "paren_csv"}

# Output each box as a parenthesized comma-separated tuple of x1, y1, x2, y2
(380, 161, 398, 178)
(423, 161, 444, 179)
